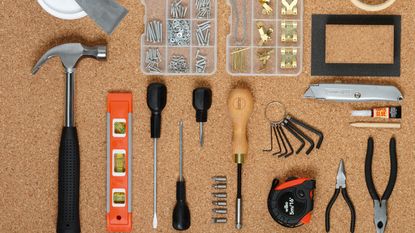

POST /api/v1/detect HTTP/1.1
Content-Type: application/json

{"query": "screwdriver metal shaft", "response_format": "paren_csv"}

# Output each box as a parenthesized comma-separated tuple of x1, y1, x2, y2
(147, 83, 167, 229)
(172, 120, 191, 230)
(179, 121, 183, 181)
(153, 138, 158, 229)
(199, 122, 203, 147)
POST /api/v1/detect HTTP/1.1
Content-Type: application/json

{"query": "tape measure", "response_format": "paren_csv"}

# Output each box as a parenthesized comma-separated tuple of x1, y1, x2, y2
(267, 177, 316, 228)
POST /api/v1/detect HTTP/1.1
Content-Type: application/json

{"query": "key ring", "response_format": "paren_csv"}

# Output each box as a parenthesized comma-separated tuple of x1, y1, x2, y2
(351, 0, 396, 11)
(265, 101, 287, 125)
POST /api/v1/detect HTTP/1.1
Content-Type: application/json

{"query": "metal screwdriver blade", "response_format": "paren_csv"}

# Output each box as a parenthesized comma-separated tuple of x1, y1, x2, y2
(200, 122, 203, 147)
(153, 138, 158, 229)
(179, 120, 183, 181)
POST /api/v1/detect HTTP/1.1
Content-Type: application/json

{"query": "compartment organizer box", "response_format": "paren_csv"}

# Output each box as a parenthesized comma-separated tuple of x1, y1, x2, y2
(141, 0, 218, 76)
(226, 0, 303, 76)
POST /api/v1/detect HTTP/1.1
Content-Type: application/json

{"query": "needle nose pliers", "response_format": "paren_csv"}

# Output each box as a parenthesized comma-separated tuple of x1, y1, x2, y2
(325, 159, 356, 233)
(365, 137, 397, 233)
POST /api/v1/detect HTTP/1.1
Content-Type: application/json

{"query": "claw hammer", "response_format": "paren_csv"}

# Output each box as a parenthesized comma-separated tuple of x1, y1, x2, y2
(32, 43, 107, 233)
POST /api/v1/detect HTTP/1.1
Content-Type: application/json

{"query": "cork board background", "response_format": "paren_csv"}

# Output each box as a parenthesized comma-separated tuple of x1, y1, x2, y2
(1, 0, 415, 233)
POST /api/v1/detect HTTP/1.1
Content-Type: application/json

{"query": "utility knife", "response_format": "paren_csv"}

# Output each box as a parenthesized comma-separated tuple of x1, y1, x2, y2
(304, 84, 403, 102)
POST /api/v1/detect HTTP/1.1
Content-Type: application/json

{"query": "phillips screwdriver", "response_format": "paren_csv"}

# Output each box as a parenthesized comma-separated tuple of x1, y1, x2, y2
(192, 87, 212, 147)
(227, 88, 254, 230)
(147, 83, 167, 229)
(172, 120, 191, 230)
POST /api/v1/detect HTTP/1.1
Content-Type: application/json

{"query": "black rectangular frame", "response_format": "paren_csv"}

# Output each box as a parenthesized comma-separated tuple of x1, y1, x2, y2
(311, 14, 401, 77)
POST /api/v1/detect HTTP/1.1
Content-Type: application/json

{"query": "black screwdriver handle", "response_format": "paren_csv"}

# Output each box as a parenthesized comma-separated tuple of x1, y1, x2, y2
(192, 87, 212, 122)
(173, 181, 191, 230)
(57, 127, 80, 233)
(147, 83, 167, 138)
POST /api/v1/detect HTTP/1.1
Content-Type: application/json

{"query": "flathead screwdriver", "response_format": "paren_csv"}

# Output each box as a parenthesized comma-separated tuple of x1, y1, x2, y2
(192, 87, 212, 147)
(172, 120, 191, 230)
(147, 83, 167, 229)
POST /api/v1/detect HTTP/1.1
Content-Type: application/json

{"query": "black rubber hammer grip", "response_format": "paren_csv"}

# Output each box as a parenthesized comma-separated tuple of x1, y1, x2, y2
(57, 127, 80, 233)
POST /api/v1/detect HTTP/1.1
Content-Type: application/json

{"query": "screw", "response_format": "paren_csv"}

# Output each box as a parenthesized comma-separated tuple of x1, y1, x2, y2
(212, 218, 227, 223)
(212, 176, 227, 182)
(212, 201, 227, 206)
(212, 208, 227, 214)
(212, 183, 227, 189)
(212, 192, 227, 198)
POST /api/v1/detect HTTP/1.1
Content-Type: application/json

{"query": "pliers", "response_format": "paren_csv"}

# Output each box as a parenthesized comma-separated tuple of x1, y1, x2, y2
(365, 137, 398, 233)
(325, 160, 356, 233)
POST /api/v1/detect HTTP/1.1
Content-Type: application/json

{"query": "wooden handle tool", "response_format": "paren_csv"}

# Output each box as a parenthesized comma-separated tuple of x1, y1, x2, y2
(227, 88, 254, 230)
(228, 88, 254, 163)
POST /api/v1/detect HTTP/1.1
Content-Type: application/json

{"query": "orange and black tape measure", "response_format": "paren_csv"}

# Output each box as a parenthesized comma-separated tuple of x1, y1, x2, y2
(267, 177, 316, 228)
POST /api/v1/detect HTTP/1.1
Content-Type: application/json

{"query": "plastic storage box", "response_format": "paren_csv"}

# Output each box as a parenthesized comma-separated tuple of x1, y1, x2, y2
(141, 0, 218, 76)
(226, 0, 303, 76)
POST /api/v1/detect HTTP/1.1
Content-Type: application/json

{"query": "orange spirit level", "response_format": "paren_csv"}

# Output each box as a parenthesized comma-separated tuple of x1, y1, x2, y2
(107, 93, 133, 232)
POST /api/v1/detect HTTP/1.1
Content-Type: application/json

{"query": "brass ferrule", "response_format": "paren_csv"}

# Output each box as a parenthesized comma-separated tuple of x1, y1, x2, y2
(234, 154, 245, 164)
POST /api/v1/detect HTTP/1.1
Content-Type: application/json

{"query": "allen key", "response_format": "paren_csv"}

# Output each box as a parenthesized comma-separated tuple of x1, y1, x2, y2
(272, 125, 282, 155)
(279, 126, 294, 158)
(263, 101, 323, 158)
(263, 124, 274, 152)
(272, 125, 286, 157)
(287, 115, 324, 149)
(282, 121, 305, 155)
(284, 120, 315, 155)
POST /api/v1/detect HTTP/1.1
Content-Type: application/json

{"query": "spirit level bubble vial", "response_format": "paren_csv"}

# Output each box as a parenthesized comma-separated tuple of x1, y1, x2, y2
(107, 93, 133, 232)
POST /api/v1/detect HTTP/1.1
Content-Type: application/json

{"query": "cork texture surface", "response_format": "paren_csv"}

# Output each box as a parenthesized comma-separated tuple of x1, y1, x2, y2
(1, 0, 415, 233)
(326, 25, 395, 64)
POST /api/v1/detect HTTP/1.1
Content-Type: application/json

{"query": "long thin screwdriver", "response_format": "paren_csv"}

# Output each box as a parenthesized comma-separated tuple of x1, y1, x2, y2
(147, 83, 167, 229)
(172, 120, 190, 230)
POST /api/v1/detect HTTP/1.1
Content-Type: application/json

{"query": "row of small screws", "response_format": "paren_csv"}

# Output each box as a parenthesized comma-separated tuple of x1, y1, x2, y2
(171, 0, 188, 18)
(195, 49, 207, 73)
(196, 0, 211, 19)
(196, 20, 211, 46)
(169, 55, 189, 73)
(146, 20, 163, 43)
(145, 48, 162, 73)
(212, 176, 227, 224)
(168, 19, 191, 46)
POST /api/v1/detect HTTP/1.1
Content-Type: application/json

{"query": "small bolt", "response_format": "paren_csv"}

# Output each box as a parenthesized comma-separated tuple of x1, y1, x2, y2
(212, 201, 227, 206)
(212, 218, 227, 223)
(212, 208, 227, 214)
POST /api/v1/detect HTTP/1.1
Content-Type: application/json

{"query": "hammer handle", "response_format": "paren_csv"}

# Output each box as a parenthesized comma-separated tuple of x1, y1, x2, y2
(57, 127, 81, 233)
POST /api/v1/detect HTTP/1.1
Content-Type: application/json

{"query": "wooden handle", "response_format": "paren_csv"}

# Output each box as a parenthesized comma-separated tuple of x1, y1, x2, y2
(350, 122, 401, 129)
(228, 88, 254, 160)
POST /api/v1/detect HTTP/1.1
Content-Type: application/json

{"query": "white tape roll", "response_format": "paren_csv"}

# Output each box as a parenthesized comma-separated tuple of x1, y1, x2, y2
(351, 0, 396, 11)
(37, 0, 86, 20)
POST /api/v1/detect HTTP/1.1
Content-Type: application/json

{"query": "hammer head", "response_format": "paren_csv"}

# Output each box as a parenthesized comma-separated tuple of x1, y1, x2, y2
(32, 43, 107, 74)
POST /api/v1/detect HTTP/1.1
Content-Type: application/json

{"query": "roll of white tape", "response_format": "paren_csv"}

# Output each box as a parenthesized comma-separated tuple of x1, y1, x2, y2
(37, 0, 87, 20)
(351, 0, 396, 11)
